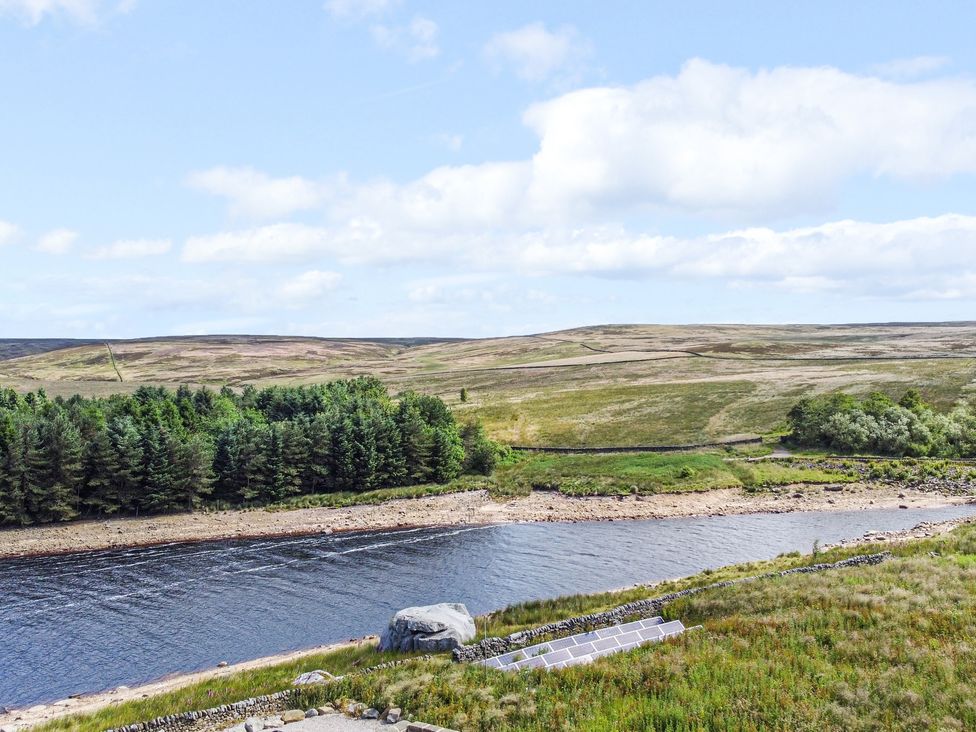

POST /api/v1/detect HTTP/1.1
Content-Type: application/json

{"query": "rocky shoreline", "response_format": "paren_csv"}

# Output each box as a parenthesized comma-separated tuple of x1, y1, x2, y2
(1, 483, 973, 560)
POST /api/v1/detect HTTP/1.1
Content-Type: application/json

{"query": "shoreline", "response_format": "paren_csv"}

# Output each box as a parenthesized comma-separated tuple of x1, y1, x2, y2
(0, 637, 376, 731)
(5, 510, 974, 731)
(1, 483, 973, 560)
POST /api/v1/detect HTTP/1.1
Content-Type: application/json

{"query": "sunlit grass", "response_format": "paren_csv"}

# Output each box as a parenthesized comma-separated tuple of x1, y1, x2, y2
(37, 524, 976, 732)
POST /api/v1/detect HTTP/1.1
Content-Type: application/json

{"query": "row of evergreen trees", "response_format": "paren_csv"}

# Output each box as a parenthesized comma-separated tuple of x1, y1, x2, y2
(0, 378, 500, 526)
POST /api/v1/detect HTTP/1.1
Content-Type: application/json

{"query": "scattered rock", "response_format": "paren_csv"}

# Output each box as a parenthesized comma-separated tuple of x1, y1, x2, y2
(216, 661, 228, 668)
(384, 707, 402, 723)
(316, 707, 335, 716)
(345, 702, 366, 717)
(363, 708, 380, 719)
(379, 603, 476, 652)
(899, 504, 909, 509)
(292, 670, 335, 686)
(304, 709, 318, 718)
(244, 717, 264, 732)
(281, 710, 305, 724)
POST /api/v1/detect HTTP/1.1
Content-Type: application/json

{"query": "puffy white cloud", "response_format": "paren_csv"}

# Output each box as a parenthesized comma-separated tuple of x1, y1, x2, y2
(87, 238, 171, 259)
(519, 58, 976, 216)
(186, 166, 329, 220)
(279, 270, 341, 301)
(324, 0, 398, 20)
(36, 228, 78, 254)
(0, 0, 129, 25)
(194, 60, 976, 227)
(483, 22, 591, 82)
(370, 15, 439, 61)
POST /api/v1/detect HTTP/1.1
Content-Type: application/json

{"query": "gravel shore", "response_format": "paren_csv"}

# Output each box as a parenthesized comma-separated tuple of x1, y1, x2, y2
(1, 483, 972, 560)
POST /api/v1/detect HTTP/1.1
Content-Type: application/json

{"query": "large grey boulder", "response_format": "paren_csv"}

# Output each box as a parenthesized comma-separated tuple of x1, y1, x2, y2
(379, 602, 476, 652)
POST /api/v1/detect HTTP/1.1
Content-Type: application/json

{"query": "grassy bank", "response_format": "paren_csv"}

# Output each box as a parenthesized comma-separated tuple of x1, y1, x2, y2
(264, 452, 860, 508)
(38, 523, 976, 732)
(302, 525, 976, 731)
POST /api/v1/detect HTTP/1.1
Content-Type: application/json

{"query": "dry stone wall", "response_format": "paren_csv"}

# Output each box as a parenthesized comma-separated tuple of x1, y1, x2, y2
(453, 551, 892, 662)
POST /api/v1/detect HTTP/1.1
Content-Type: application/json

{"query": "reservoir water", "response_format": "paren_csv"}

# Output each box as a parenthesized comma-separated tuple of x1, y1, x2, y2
(2, 504, 975, 708)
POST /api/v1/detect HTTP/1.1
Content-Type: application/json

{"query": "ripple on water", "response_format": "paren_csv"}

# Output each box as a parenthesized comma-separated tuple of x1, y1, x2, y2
(2, 503, 975, 708)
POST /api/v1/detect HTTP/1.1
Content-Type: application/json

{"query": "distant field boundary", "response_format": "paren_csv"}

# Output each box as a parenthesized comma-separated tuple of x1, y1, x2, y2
(510, 437, 763, 454)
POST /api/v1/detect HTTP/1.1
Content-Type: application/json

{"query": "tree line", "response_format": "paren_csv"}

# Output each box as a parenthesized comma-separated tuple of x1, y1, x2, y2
(0, 378, 501, 526)
(787, 389, 976, 456)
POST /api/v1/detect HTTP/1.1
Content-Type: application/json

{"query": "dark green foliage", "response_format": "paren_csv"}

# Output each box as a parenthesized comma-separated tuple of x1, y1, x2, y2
(0, 380, 496, 525)
(461, 421, 503, 475)
(788, 389, 976, 456)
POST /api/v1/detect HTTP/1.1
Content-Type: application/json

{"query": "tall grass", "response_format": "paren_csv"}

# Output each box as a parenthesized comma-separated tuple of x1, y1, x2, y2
(300, 526, 976, 731)
(36, 525, 976, 732)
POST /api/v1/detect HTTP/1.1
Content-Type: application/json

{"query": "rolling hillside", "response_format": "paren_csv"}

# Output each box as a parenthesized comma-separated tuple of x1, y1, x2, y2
(2, 323, 975, 447)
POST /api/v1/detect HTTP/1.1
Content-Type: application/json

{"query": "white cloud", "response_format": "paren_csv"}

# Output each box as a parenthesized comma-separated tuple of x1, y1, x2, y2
(507, 214, 976, 301)
(194, 60, 976, 228)
(182, 213, 976, 302)
(483, 22, 591, 82)
(324, 0, 398, 20)
(279, 270, 342, 301)
(87, 238, 171, 259)
(0, 0, 130, 25)
(370, 15, 439, 61)
(186, 166, 329, 220)
(0, 220, 18, 246)
(36, 228, 78, 254)
(518, 58, 976, 216)
(871, 55, 951, 80)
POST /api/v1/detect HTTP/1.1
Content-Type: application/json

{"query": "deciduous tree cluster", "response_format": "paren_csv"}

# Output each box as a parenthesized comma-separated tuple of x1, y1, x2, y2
(787, 389, 976, 456)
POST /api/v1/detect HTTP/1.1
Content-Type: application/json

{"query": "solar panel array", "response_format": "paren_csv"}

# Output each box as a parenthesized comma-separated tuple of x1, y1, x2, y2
(480, 616, 686, 672)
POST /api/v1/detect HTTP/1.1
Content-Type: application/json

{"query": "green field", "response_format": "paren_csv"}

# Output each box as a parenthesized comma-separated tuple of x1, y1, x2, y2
(39, 523, 976, 732)
(2, 324, 975, 448)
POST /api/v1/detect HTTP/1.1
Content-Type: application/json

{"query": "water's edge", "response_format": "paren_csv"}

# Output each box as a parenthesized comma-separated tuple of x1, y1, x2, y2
(3, 504, 975, 708)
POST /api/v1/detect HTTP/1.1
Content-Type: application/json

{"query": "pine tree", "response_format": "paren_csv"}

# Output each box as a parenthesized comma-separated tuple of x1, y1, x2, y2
(305, 415, 333, 493)
(429, 425, 464, 483)
(211, 425, 238, 502)
(108, 417, 144, 514)
(171, 434, 214, 511)
(26, 410, 82, 522)
(0, 414, 29, 525)
(236, 420, 269, 503)
(278, 420, 309, 499)
(141, 425, 177, 513)
(80, 427, 120, 516)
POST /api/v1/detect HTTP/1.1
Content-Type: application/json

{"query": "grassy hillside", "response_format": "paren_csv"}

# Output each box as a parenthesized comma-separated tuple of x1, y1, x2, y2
(2, 324, 975, 447)
(37, 522, 976, 732)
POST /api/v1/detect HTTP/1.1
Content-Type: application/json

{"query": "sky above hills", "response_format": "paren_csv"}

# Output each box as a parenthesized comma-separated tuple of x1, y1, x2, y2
(2, 0, 976, 337)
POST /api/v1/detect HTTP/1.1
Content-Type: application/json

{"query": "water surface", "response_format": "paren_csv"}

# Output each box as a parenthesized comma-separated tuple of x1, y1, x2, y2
(2, 504, 974, 707)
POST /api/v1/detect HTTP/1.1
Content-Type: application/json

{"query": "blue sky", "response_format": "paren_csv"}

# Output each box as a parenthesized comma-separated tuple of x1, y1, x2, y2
(2, 0, 976, 338)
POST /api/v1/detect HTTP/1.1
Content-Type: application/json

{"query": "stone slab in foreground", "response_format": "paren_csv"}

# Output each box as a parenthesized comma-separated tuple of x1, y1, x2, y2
(480, 616, 686, 671)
